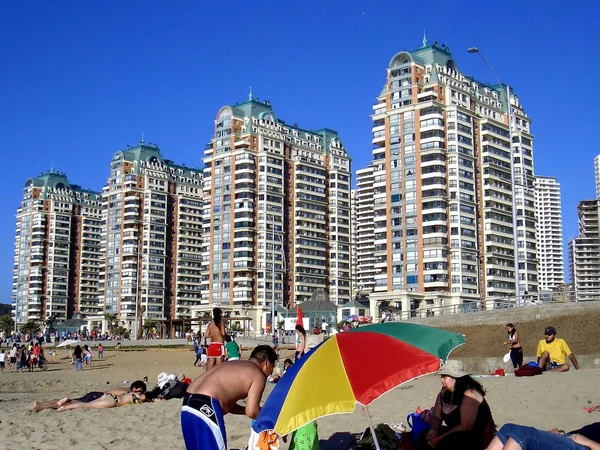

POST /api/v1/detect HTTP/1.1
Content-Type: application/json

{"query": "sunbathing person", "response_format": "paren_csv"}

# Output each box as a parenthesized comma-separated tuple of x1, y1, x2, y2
(56, 390, 157, 411)
(488, 422, 600, 450)
(31, 380, 147, 411)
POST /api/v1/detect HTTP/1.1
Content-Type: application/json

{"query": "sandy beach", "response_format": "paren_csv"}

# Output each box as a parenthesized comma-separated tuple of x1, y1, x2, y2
(1, 347, 599, 450)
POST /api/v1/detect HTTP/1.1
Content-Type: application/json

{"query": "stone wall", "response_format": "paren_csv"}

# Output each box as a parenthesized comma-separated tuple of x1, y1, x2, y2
(406, 301, 600, 328)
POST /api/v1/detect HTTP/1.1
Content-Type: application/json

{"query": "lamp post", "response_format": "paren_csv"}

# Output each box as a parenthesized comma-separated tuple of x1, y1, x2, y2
(268, 212, 286, 336)
(271, 214, 276, 336)
(467, 47, 521, 304)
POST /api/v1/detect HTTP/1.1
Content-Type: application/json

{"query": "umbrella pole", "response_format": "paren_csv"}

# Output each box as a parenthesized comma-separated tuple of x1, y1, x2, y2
(362, 405, 381, 450)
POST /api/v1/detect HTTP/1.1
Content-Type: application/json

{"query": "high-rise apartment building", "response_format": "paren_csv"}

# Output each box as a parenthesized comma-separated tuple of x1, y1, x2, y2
(356, 40, 537, 312)
(569, 200, 600, 299)
(100, 141, 204, 329)
(594, 154, 600, 199)
(199, 97, 351, 326)
(354, 165, 376, 294)
(534, 176, 564, 291)
(350, 188, 358, 297)
(12, 171, 103, 325)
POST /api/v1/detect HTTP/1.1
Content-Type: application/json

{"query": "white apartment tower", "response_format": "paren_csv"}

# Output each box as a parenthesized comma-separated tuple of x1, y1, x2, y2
(355, 40, 537, 312)
(354, 165, 377, 294)
(594, 154, 600, 199)
(534, 176, 564, 291)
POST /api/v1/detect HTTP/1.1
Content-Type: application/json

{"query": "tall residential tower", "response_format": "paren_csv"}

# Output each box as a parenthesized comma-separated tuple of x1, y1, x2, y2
(99, 141, 204, 331)
(569, 200, 600, 299)
(534, 176, 564, 291)
(199, 98, 351, 327)
(355, 41, 537, 313)
(12, 171, 103, 325)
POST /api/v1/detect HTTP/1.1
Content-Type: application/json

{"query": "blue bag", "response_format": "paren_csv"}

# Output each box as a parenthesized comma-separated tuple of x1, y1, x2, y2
(407, 412, 430, 444)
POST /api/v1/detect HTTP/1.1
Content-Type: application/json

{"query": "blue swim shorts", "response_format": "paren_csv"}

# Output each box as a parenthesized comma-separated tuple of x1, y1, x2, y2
(181, 393, 227, 450)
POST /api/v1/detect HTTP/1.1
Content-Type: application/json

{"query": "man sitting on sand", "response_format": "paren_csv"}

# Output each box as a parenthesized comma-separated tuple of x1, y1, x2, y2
(31, 380, 147, 411)
(181, 344, 278, 450)
(56, 390, 157, 411)
(536, 326, 579, 372)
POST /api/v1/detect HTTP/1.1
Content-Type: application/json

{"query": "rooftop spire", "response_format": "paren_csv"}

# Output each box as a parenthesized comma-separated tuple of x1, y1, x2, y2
(249, 86, 253, 101)
(422, 30, 428, 47)
(50, 161, 54, 174)
(140, 132, 145, 146)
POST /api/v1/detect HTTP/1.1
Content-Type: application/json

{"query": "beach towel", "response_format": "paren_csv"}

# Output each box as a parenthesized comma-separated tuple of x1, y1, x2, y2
(247, 429, 279, 450)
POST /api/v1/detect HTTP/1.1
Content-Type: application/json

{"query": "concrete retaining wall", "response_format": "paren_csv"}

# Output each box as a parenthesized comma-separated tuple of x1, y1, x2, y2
(53, 339, 188, 348)
(455, 354, 600, 374)
(407, 302, 600, 328)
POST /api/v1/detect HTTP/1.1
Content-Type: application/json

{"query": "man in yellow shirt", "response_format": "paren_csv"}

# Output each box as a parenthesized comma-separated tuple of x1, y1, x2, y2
(537, 326, 579, 372)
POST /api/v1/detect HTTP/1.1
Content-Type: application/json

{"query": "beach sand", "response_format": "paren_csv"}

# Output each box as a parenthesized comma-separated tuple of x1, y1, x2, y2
(1, 347, 599, 450)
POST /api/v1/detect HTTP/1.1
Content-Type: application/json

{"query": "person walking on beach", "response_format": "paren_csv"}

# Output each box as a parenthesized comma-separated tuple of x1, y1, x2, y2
(181, 345, 278, 450)
(503, 323, 523, 369)
(73, 345, 83, 371)
(537, 326, 579, 372)
(205, 308, 226, 370)
(97, 343, 104, 359)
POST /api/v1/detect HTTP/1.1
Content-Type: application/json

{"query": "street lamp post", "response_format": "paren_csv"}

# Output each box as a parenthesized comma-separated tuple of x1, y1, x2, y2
(271, 214, 276, 335)
(468, 47, 521, 304)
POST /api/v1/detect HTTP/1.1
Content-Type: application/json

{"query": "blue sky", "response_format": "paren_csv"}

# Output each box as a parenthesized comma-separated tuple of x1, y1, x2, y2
(1, 0, 599, 303)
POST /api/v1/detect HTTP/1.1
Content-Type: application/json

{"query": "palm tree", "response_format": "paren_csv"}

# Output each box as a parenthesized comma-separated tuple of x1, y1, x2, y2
(104, 313, 117, 335)
(142, 319, 154, 339)
(114, 326, 128, 339)
(21, 320, 40, 337)
(0, 315, 14, 335)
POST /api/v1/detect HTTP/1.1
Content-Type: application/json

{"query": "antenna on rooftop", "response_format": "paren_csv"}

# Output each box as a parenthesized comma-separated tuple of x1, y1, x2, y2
(141, 132, 145, 145)
(50, 161, 54, 174)
(249, 86, 253, 101)
(422, 30, 427, 47)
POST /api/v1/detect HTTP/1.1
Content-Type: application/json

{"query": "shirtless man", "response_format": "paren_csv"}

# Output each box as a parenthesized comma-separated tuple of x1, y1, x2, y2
(205, 307, 226, 369)
(31, 380, 147, 411)
(181, 345, 278, 450)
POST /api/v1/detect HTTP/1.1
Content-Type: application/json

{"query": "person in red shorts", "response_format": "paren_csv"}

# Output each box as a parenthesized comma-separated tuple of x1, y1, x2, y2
(206, 308, 226, 370)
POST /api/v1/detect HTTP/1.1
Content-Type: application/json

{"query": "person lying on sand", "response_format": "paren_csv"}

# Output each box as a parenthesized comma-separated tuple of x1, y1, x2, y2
(488, 422, 600, 450)
(56, 391, 158, 411)
(31, 380, 147, 411)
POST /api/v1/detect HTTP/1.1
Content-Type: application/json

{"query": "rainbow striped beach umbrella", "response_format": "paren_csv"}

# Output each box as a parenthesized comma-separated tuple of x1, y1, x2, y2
(253, 322, 465, 449)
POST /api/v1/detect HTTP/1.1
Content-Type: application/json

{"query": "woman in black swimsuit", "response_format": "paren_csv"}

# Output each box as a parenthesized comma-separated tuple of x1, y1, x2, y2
(417, 361, 496, 450)
(504, 323, 523, 369)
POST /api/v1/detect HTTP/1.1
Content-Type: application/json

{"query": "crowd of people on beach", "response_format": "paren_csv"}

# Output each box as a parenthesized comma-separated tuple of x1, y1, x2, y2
(7, 312, 600, 450)
(2, 339, 48, 372)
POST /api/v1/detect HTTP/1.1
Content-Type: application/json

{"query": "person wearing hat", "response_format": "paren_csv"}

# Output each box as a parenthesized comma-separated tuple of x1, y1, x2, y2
(536, 326, 579, 372)
(417, 360, 496, 450)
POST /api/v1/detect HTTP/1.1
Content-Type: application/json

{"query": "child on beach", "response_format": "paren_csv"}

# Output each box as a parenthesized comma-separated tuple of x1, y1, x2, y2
(284, 422, 319, 450)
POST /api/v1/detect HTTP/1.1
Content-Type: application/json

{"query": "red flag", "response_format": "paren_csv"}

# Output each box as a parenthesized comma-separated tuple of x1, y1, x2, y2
(296, 305, 304, 326)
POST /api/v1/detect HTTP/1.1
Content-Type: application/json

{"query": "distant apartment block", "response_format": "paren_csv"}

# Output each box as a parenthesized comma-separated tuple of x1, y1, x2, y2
(534, 176, 564, 291)
(594, 154, 600, 199)
(199, 97, 352, 322)
(569, 200, 600, 299)
(355, 40, 537, 312)
(12, 171, 103, 324)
